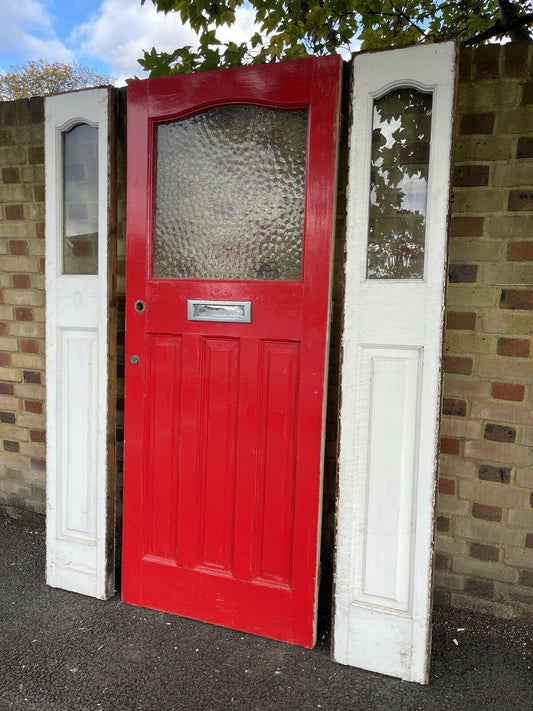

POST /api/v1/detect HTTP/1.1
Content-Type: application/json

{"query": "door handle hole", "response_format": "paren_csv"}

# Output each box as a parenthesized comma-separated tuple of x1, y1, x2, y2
(134, 300, 146, 313)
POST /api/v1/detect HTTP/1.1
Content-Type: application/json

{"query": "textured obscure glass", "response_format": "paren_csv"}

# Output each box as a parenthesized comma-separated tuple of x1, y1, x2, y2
(154, 105, 308, 280)
(367, 89, 432, 279)
(63, 124, 98, 275)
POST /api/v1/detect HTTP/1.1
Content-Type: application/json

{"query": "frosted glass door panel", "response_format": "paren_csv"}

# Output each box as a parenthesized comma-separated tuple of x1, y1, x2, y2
(63, 124, 99, 275)
(367, 89, 432, 279)
(154, 105, 308, 281)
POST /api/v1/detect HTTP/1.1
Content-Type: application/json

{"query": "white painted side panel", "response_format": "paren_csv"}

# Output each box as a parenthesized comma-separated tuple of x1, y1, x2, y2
(45, 88, 114, 599)
(60, 329, 98, 542)
(333, 43, 456, 683)
(357, 347, 420, 611)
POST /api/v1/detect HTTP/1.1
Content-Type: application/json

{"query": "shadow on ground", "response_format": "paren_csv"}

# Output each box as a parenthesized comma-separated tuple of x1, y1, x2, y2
(0, 514, 531, 710)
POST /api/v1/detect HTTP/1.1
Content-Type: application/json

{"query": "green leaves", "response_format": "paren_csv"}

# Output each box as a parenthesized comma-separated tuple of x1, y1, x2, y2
(144, 0, 245, 31)
(139, 0, 532, 77)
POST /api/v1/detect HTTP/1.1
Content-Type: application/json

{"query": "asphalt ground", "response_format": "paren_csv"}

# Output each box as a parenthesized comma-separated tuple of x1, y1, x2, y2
(1, 511, 532, 711)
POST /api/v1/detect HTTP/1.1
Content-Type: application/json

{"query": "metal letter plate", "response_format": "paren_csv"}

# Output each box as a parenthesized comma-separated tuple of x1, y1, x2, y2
(187, 300, 252, 323)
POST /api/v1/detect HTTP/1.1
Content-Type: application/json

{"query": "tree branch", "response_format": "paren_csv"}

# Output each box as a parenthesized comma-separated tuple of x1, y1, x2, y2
(356, 6, 429, 41)
(497, 0, 533, 40)
(387, 1, 431, 39)
(462, 11, 533, 45)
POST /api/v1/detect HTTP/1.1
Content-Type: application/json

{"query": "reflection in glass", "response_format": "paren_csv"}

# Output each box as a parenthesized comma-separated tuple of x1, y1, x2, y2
(63, 123, 99, 275)
(367, 89, 432, 279)
(154, 105, 308, 280)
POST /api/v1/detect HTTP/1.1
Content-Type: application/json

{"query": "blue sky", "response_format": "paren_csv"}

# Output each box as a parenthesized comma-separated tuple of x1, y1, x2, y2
(0, 0, 257, 83)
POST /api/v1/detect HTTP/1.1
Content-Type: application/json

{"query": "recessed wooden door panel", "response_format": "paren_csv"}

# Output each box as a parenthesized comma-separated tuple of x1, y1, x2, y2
(122, 57, 341, 647)
(142, 334, 182, 563)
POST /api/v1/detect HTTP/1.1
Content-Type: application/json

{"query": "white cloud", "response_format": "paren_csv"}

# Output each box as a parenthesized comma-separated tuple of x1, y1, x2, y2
(72, 0, 262, 83)
(216, 5, 260, 46)
(0, 0, 269, 83)
(70, 0, 199, 82)
(0, 0, 73, 65)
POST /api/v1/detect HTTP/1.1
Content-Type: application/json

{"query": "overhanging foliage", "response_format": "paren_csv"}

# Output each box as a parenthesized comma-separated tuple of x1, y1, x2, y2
(139, 0, 532, 75)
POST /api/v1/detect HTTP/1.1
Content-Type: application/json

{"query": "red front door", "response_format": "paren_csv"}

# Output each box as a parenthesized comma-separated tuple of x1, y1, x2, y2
(122, 56, 341, 647)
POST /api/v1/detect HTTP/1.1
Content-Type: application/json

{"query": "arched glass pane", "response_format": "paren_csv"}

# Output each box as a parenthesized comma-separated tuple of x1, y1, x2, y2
(367, 89, 432, 279)
(62, 123, 99, 275)
(154, 105, 308, 280)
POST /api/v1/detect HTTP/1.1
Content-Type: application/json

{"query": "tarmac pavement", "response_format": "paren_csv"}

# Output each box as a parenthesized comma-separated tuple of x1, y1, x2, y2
(1, 511, 532, 711)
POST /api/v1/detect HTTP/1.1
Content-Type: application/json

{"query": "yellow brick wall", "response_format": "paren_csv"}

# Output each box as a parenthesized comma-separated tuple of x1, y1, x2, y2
(0, 97, 46, 513)
(0, 45, 531, 621)
(435, 42, 533, 620)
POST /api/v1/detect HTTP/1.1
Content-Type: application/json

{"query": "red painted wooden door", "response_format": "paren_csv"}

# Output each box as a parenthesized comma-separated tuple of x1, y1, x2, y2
(122, 56, 341, 647)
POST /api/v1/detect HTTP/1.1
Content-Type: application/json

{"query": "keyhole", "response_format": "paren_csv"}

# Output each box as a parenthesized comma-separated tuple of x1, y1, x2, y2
(135, 300, 145, 313)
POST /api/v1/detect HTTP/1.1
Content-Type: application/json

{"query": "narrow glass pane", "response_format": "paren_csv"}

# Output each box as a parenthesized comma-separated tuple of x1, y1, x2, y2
(63, 124, 98, 275)
(154, 105, 308, 280)
(367, 89, 432, 279)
